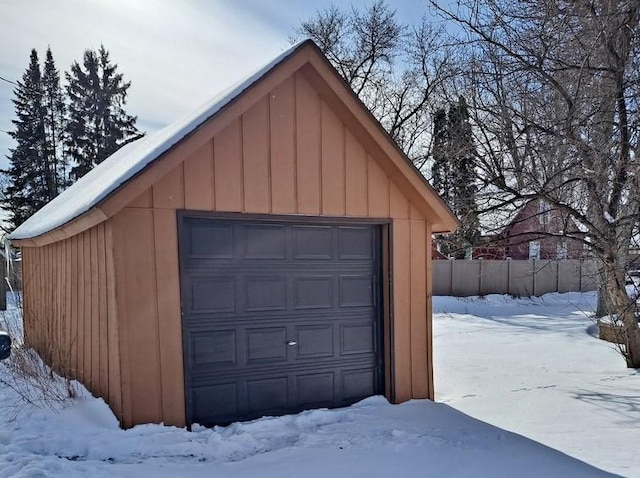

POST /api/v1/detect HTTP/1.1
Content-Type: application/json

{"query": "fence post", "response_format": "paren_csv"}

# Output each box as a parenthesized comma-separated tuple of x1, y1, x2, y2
(579, 259, 583, 292)
(450, 259, 454, 296)
(0, 256, 6, 311)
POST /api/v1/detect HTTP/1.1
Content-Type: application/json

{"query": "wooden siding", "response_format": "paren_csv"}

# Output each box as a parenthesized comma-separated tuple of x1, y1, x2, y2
(108, 71, 433, 427)
(21, 223, 122, 419)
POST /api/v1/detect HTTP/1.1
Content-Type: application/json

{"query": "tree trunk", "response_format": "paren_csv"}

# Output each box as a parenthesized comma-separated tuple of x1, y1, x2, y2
(626, 325, 640, 368)
(595, 284, 610, 317)
(603, 261, 640, 368)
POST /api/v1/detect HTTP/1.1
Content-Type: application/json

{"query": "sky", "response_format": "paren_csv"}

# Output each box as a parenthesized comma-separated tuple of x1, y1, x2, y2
(0, 0, 436, 172)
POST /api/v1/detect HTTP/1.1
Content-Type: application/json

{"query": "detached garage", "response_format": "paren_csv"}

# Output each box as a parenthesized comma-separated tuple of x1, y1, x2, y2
(9, 40, 458, 428)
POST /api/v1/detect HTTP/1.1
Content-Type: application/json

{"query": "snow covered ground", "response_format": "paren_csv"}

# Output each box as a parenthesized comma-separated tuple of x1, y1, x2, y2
(434, 292, 639, 477)
(0, 291, 635, 477)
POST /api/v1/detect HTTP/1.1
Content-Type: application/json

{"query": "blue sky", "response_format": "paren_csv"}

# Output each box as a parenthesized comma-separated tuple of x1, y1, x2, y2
(0, 0, 438, 171)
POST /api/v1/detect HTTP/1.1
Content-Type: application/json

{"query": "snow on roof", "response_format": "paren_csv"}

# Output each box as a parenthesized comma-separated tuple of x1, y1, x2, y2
(9, 41, 309, 241)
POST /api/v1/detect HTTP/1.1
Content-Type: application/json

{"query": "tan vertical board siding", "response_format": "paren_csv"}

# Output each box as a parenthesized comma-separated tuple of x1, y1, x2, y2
(269, 76, 296, 214)
(214, 119, 243, 211)
(153, 210, 186, 427)
(345, 129, 368, 216)
(409, 218, 428, 398)
(21, 250, 30, 346)
(83, 230, 92, 388)
(392, 219, 412, 402)
(53, 242, 61, 368)
(70, 235, 79, 377)
(242, 95, 271, 213)
(295, 72, 321, 214)
(20, 227, 119, 406)
(31, 248, 38, 351)
(65, 238, 72, 375)
(112, 208, 163, 426)
(153, 162, 185, 210)
(390, 182, 410, 220)
(39, 246, 46, 359)
(128, 188, 153, 208)
(381, 226, 392, 400)
(97, 223, 109, 398)
(368, 156, 389, 217)
(55, 242, 62, 367)
(184, 140, 214, 211)
(90, 227, 100, 391)
(320, 101, 345, 215)
(425, 220, 434, 399)
(29, 248, 36, 351)
(23, 249, 34, 349)
(76, 233, 84, 382)
(105, 221, 123, 420)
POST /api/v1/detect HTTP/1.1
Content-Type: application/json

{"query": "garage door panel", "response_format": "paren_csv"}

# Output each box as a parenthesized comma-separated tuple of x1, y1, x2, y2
(341, 323, 375, 355)
(191, 353, 377, 382)
(247, 377, 289, 413)
(185, 311, 376, 331)
(246, 327, 288, 363)
(293, 225, 333, 259)
(339, 275, 374, 307)
(192, 330, 237, 366)
(342, 368, 376, 400)
(180, 216, 383, 426)
(244, 224, 287, 259)
(294, 276, 333, 309)
(188, 220, 234, 258)
(192, 383, 238, 423)
(338, 226, 374, 259)
(295, 324, 334, 358)
(245, 277, 287, 311)
(190, 277, 236, 313)
(296, 372, 334, 406)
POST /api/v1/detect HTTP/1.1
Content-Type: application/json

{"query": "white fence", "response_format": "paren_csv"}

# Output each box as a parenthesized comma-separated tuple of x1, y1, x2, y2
(432, 259, 598, 297)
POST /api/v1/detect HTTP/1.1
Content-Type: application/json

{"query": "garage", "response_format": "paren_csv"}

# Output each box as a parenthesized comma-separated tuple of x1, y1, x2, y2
(10, 40, 458, 428)
(180, 214, 384, 425)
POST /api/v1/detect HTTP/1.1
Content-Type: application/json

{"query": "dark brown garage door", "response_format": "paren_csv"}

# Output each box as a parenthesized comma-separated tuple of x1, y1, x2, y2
(178, 213, 384, 426)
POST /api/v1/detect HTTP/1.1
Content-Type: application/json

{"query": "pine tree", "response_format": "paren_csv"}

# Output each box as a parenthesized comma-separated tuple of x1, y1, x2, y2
(448, 96, 480, 254)
(431, 97, 479, 258)
(42, 46, 68, 194)
(431, 108, 451, 204)
(65, 45, 141, 179)
(3, 49, 49, 228)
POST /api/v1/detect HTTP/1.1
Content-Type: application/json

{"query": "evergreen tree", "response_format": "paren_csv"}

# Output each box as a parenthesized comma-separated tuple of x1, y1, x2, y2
(42, 46, 68, 194)
(3, 49, 49, 228)
(448, 96, 480, 253)
(65, 45, 140, 179)
(431, 97, 480, 258)
(431, 108, 451, 204)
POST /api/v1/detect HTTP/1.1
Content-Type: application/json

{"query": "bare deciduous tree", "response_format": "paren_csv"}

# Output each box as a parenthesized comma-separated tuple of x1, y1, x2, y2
(295, 0, 456, 170)
(430, 0, 640, 367)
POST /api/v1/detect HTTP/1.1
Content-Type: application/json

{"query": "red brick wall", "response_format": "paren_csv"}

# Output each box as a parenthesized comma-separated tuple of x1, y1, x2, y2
(504, 199, 583, 260)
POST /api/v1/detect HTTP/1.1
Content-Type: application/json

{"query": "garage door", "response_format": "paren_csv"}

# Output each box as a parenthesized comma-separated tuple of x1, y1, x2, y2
(178, 214, 384, 426)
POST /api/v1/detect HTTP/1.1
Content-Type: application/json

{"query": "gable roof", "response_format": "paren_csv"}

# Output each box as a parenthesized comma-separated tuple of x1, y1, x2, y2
(9, 40, 458, 245)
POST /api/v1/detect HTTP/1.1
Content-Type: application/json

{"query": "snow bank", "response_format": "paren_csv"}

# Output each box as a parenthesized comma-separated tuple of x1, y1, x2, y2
(0, 388, 612, 478)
